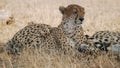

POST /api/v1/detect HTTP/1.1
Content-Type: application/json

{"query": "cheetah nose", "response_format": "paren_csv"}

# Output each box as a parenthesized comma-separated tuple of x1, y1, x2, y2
(79, 18, 84, 22)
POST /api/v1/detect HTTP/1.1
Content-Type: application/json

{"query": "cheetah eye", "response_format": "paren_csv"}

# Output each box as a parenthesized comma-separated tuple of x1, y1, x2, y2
(73, 8, 77, 14)
(73, 11, 77, 14)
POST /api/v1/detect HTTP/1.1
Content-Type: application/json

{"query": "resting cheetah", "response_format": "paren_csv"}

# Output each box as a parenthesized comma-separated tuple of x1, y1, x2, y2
(80, 31, 120, 55)
(53, 4, 87, 50)
(6, 4, 86, 56)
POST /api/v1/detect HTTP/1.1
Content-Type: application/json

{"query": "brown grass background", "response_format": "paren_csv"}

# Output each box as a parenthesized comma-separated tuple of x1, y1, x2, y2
(0, 0, 120, 68)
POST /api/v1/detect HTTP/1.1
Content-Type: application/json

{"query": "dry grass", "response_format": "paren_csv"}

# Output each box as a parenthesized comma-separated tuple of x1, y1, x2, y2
(0, 0, 120, 68)
(0, 47, 120, 68)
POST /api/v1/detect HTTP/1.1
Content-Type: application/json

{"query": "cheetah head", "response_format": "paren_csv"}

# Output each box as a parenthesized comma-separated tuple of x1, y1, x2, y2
(59, 4, 85, 24)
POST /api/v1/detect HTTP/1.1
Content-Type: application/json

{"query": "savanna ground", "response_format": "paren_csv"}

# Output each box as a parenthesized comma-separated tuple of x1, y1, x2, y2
(0, 0, 120, 68)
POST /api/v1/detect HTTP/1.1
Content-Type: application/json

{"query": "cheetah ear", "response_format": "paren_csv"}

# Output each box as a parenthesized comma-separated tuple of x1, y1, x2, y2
(59, 6, 66, 14)
(73, 8, 78, 13)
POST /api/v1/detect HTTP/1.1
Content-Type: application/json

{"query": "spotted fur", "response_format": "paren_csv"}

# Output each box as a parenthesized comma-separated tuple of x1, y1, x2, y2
(6, 4, 86, 56)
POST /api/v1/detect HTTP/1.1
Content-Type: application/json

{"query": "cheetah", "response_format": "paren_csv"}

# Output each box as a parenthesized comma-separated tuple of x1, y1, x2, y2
(6, 4, 86, 56)
(79, 31, 120, 55)
(51, 4, 87, 50)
